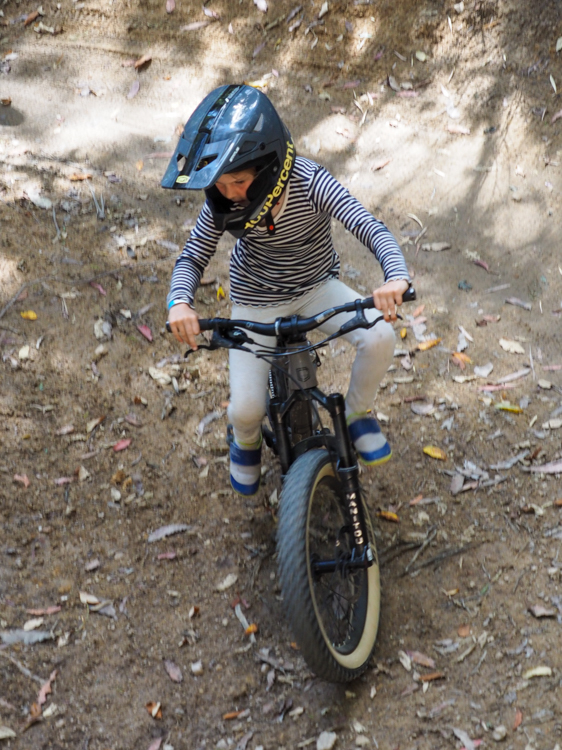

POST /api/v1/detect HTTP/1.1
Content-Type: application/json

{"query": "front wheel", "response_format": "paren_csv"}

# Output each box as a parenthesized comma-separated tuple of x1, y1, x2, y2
(277, 449, 380, 682)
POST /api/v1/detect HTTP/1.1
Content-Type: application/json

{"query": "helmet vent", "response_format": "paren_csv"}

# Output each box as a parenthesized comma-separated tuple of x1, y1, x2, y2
(195, 154, 217, 171)
(176, 155, 187, 172)
(254, 113, 264, 132)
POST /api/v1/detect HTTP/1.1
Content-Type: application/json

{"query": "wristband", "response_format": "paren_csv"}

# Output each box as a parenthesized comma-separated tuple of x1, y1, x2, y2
(167, 299, 192, 310)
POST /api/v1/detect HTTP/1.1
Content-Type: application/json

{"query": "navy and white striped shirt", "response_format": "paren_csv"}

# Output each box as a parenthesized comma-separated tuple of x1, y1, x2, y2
(167, 156, 409, 308)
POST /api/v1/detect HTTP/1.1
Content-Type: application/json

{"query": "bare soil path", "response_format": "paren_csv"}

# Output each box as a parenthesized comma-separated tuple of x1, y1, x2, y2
(1, 1, 562, 748)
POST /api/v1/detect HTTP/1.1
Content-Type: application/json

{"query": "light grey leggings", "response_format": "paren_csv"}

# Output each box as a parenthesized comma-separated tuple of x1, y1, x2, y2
(228, 279, 395, 446)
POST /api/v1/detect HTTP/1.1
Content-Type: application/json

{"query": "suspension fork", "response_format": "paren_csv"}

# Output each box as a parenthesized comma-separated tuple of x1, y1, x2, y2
(326, 393, 373, 566)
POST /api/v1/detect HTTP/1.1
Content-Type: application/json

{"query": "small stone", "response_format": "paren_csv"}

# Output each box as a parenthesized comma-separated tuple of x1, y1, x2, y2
(110, 487, 121, 502)
(78, 465, 90, 482)
(317, 731, 337, 750)
(538, 379, 552, 390)
(492, 725, 507, 742)
(355, 738, 370, 748)
(191, 660, 204, 676)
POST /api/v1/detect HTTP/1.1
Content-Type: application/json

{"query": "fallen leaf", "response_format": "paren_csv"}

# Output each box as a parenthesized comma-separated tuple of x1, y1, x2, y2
(164, 660, 183, 682)
(26, 606, 61, 616)
(371, 158, 391, 171)
(499, 338, 525, 354)
(203, 6, 220, 19)
(216, 285, 226, 301)
(378, 510, 399, 523)
(134, 54, 152, 69)
(38, 670, 57, 706)
(422, 242, 451, 252)
(513, 709, 523, 730)
(505, 297, 532, 311)
(79, 592, 100, 605)
(423, 446, 447, 460)
(418, 338, 442, 351)
(0, 728, 16, 740)
(23, 617, 44, 631)
(223, 710, 245, 720)
(113, 438, 132, 452)
(410, 402, 435, 416)
(420, 671, 445, 682)
(21, 310, 38, 320)
(495, 402, 523, 414)
(473, 258, 490, 272)
(89, 282, 106, 296)
(157, 551, 177, 560)
(245, 623, 258, 636)
(454, 352, 472, 364)
(522, 666, 552, 680)
(14, 474, 30, 488)
(137, 324, 153, 342)
(447, 123, 470, 135)
(458, 624, 471, 638)
(148, 524, 191, 543)
(145, 701, 163, 719)
(69, 173, 92, 181)
(0, 98, 12, 106)
(136, 160, 144, 171)
(127, 80, 140, 99)
(86, 416, 105, 433)
(24, 10, 39, 25)
(474, 363, 493, 378)
(529, 604, 556, 618)
(400, 327, 407, 339)
(406, 650, 436, 669)
(216, 573, 238, 592)
(181, 20, 210, 30)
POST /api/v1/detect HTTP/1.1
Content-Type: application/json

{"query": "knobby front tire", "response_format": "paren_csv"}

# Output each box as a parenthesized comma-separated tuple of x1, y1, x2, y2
(277, 449, 381, 682)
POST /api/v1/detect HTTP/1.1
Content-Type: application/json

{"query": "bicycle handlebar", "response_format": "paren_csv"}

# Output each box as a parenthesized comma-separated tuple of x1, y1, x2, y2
(166, 287, 416, 337)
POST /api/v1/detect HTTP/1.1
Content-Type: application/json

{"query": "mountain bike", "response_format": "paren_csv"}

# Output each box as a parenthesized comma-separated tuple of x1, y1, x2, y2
(168, 287, 416, 682)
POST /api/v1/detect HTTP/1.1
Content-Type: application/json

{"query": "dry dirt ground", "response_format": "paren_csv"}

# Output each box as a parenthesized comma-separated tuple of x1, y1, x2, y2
(2, 0, 562, 748)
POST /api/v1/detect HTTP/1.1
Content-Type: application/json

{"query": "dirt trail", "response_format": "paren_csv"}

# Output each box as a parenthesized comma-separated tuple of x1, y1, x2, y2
(1, 1, 562, 748)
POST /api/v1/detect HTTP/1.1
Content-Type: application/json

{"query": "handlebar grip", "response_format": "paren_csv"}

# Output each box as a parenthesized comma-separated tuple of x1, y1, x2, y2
(403, 287, 417, 302)
(165, 319, 213, 333)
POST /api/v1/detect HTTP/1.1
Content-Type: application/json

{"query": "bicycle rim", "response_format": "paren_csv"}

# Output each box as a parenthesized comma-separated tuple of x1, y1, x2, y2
(307, 460, 380, 669)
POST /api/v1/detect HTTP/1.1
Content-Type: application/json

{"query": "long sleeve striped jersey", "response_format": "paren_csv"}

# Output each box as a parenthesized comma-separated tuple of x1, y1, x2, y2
(167, 156, 410, 309)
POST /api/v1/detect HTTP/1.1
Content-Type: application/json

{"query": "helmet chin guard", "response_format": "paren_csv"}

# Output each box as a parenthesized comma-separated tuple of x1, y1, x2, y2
(161, 84, 295, 238)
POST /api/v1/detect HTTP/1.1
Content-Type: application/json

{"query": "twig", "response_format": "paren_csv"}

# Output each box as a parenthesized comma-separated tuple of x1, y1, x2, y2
(379, 540, 420, 567)
(403, 527, 437, 575)
(0, 650, 45, 684)
(513, 569, 528, 593)
(471, 649, 487, 675)
(88, 185, 105, 220)
(408, 541, 486, 575)
(529, 346, 535, 381)
(52, 206, 60, 238)
(0, 324, 22, 335)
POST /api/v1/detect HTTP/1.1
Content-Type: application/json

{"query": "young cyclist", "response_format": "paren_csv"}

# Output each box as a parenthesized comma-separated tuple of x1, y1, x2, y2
(162, 84, 410, 496)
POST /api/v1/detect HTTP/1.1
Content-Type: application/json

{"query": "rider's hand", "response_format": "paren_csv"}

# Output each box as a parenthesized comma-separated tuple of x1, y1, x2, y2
(373, 279, 410, 323)
(169, 303, 200, 350)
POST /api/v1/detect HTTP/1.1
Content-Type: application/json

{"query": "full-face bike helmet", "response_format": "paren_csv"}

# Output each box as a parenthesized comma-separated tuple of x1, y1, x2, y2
(161, 84, 295, 238)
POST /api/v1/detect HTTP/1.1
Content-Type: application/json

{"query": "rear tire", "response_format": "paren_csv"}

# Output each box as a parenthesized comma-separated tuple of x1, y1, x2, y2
(277, 449, 380, 682)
